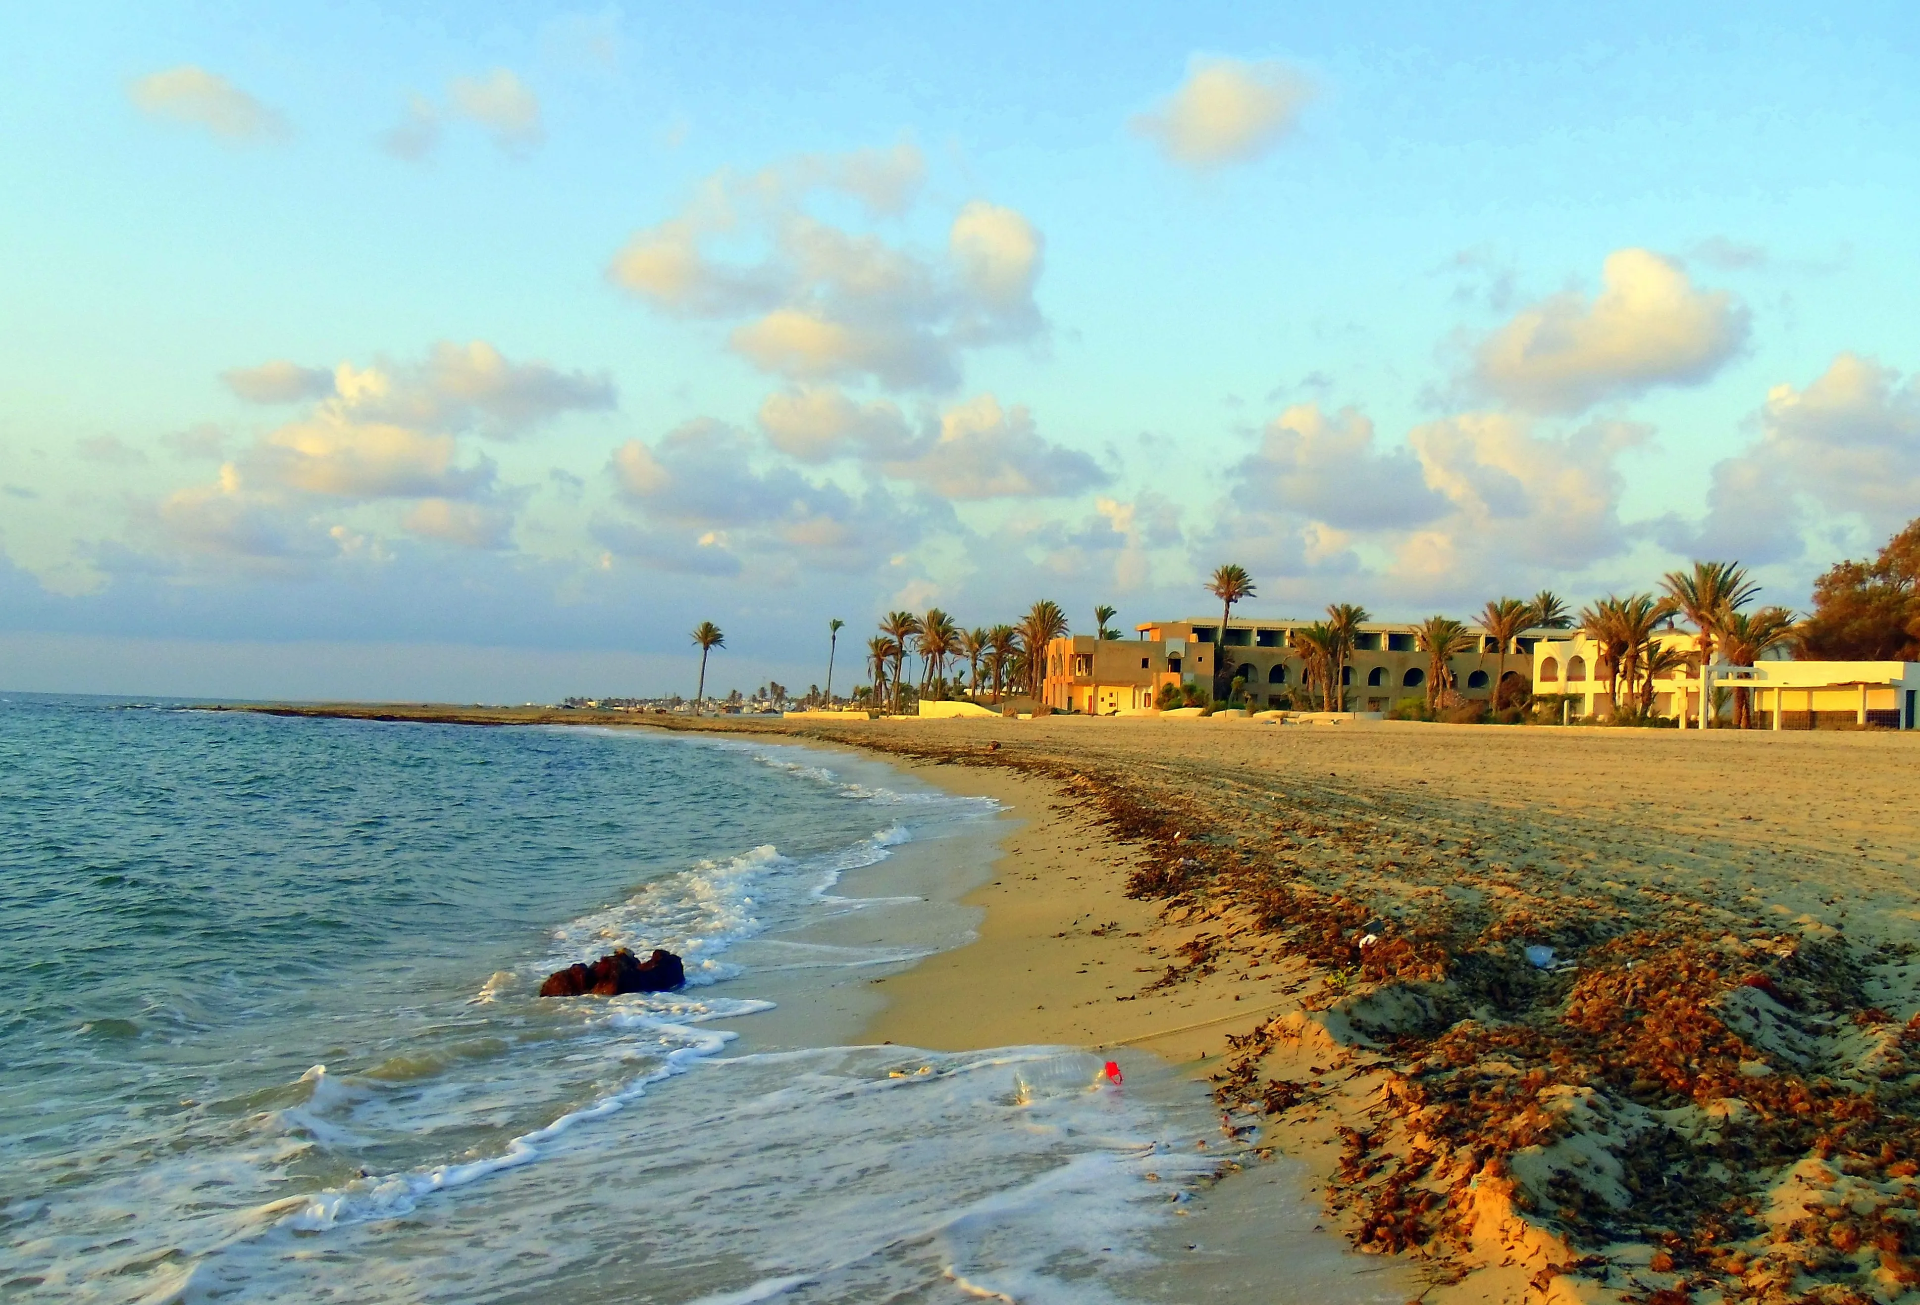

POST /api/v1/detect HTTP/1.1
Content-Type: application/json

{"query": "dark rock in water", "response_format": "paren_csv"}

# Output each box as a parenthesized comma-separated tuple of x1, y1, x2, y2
(538, 947, 685, 997)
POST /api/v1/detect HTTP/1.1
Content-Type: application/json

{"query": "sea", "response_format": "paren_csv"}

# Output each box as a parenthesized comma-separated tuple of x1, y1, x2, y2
(0, 695, 1242, 1304)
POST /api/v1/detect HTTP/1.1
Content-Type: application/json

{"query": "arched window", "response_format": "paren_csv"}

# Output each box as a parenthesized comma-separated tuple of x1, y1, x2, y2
(1467, 670, 1489, 689)
(1367, 666, 1385, 686)
(1236, 663, 1257, 685)
(1567, 656, 1587, 682)
(1341, 666, 1352, 685)
(1539, 656, 1560, 683)
(1267, 664, 1287, 684)
(1403, 667, 1425, 687)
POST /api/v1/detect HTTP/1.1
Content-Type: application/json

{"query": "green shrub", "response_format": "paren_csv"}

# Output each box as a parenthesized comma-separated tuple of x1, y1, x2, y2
(1389, 697, 1430, 721)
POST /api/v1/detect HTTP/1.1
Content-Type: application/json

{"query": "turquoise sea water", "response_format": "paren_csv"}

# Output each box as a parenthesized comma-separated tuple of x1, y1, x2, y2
(0, 696, 1224, 1303)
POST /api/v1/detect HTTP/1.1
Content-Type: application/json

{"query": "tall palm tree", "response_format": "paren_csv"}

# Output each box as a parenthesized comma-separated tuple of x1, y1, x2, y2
(1414, 615, 1475, 712)
(1661, 560, 1759, 669)
(824, 618, 844, 703)
(865, 635, 896, 706)
(960, 627, 988, 697)
(1530, 591, 1572, 629)
(1017, 600, 1070, 700)
(1639, 642, 1692, 717)
(1289, 623, 1338, 711)
(1094, 604, 1118, 640)
(917, 609, 959, 697)
(1721, 606, 1798, 727)
(1478, 597, 1533, 702)
(690, 621, 725, 711)
(986, 625, 1018, 702)
(1206, 564, 1256, 697)
(880, 610, 922, 712)
(1324, 603, 1369, 711)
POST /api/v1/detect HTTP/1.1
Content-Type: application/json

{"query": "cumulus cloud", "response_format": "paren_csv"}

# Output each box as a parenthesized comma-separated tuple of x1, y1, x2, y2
(222, 341, 612, 438)
(757, 386, 914, 462)
(251, 415, 491, 500)
(1679, 353, 1920, 563)
(448, 69, 543, 155)
(1471, 248, 1748, 412)
(380, 94, 441, 161)
(1132, 56, 1312, 170)
(1211, 401, 1646, 599)
(128, 66, 287, 143)
(606, 419, 936, 575)
(606, 147, 1044, 391)
(882, 394, 1106, 500)
(402, 498, 514, 550)
(1231, 403, 1444, 530)
(222, 360, 334, 404)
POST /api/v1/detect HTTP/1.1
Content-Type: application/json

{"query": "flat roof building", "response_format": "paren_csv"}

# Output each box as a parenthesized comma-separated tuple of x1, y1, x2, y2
(1042, 616, 1545, 715)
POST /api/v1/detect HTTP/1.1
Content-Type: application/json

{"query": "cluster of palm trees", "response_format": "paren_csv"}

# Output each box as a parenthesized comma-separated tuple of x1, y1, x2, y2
(1577, 561, 1796, 727)
(857, 600, 1077, 712)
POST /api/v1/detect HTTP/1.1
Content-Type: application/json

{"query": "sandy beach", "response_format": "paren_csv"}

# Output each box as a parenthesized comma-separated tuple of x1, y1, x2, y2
(237, 705, 1920, 1303)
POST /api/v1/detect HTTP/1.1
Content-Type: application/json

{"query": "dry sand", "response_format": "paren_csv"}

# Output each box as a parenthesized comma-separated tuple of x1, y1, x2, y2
(788, 716, 1920, 1305)
(240, 704, 1920, 1303)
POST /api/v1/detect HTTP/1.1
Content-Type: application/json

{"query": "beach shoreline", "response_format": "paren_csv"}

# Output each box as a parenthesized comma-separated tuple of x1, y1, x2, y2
(219, 703, 1920, 1304)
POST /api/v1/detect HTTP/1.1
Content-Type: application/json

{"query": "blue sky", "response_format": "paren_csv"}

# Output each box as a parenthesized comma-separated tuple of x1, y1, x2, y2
(3, 3, 1917, 699)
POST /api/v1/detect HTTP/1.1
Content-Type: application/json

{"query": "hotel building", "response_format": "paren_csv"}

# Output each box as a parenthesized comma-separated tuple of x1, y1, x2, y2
(1041, 617, 1544, 715)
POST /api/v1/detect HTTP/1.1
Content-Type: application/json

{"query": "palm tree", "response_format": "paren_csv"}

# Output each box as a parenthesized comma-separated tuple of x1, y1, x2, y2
(1289, 623, 1338, 711)
(1580, 594, 1675, 719)
(1530, 591, 1572, 629)
(1721, 606, 1798, 727)
(1324, 603, 1369, 711)
(1017, 600, 1070, 700)
(986, 625, 1018, 702)
(824, 618, 845, 703)
(1206, 564, 1256, 697)
(866, 635, 896, 706)
(1661, 560, 1759, 669)
(1639, 642, 1693, 717)
(1094, 604, 1118, 640)
(690, 621, 725, 711)
(880, 611, 922, 712)
(1414, 615, 1475, 712)
(1478, 597, 1532, 703)
(917, 608, 959, 698)
(960, 627, 988, 697)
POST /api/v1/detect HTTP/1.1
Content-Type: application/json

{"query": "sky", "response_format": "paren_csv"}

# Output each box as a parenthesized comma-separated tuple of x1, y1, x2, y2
(2, 2, 1918, 700)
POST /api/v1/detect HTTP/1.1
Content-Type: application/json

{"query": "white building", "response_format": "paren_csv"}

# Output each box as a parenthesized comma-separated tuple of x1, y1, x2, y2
(1530, 633, 1920, 729)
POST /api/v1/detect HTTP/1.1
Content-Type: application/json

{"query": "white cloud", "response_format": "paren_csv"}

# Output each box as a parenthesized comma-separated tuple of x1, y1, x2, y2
(1681, 353, 1920, 562)
(606, 148, 1044, 391)
(1209, 403, 1646, 599)
(756, 386, 914, 462)
(606, 419, 937, 574)
(1231, 403, 1443, 530)
(251, 414, 491, 500)
(222, 360, 334, 403)
(380, 94, 441, 161)
(881, 394, 1106, 499)
(1132, 56, 1312, 170)
(403, 498, 515, 550)
(1471, 248, 1748, 412)
(448, 69, 543, 155)
(224, 341, 612, 438)
(129, 66, 287, 143)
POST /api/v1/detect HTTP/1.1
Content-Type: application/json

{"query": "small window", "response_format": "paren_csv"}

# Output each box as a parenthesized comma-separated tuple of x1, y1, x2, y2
(1540, 656, 1560, 683)
(1403, 667, 1425, 687)
(1467, 670, 1489, 689)
(1141, 657, 1150, 669)
(1367, 666, 1386, 686)
(1268, 664, 1287, 684)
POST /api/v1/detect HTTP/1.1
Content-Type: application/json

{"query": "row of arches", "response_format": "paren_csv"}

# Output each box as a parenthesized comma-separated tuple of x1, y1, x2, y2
(1537, 656, 1587, 683)
(1231, 664, 1525, 692)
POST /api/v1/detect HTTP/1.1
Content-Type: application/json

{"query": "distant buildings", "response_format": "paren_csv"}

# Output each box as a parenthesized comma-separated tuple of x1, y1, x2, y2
(1041, 616, 1542, 714)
